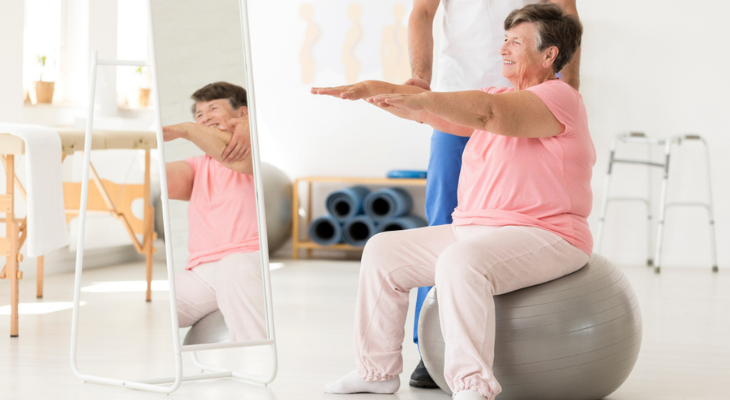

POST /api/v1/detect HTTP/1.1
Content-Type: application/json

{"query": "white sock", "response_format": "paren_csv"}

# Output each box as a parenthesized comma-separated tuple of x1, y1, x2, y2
(453, 389, 487, 400)
(323, 370, 400, 394)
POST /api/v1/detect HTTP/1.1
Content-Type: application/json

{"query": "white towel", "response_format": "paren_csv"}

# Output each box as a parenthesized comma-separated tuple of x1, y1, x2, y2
(0, 123, 70, 257)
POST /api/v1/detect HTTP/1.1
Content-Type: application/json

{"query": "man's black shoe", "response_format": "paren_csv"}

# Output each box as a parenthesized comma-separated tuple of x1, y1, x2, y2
(409, 359, 439, 388)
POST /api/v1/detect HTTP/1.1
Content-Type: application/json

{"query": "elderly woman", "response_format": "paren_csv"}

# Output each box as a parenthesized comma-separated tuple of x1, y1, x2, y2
(312, 4, 592, 400)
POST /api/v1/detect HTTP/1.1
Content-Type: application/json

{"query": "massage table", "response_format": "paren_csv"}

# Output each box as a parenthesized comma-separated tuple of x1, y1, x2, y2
(1, 128, 157, 337)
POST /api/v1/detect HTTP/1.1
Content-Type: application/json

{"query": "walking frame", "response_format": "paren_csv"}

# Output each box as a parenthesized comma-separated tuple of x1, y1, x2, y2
(595, 132, 718, 273)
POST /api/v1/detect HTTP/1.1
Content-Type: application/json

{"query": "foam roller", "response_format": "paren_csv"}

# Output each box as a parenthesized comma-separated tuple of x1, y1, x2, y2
(363, 188, 413, 222)
(325, 186, 370, 222)
(308, 215, 343, 246)
(377, 215, 428, 233)
(343, 215, 377, 246)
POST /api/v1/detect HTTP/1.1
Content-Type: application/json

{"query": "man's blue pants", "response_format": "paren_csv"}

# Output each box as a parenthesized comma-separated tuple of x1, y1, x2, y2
(413, 129, 469, 349)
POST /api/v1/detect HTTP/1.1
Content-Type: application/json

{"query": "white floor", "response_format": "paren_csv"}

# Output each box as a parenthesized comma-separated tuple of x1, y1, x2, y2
(1, 258, 728, 400)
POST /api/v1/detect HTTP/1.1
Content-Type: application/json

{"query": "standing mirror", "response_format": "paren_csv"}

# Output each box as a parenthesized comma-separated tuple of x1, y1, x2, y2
(69, 0, 276, 394)
(150, 0, 270, 347)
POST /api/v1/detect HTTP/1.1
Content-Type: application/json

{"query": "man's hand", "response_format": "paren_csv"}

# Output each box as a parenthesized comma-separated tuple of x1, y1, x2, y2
(403, 77, 431, 91)
(219, 117, 251, 163)
(310, 81, 371, 100)
(162, 122, 192, 142)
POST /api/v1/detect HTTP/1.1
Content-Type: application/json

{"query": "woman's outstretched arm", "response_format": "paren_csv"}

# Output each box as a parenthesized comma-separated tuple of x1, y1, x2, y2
(311, 80, 422, 100)
(368, 90, 564, 139)
(311, 80, 474, 136)
(162, 122, 253, 174)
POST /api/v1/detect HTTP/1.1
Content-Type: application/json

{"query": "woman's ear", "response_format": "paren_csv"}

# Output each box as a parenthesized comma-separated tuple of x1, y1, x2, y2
(543, 46, 559, 69)
(238, 106, 249, 117)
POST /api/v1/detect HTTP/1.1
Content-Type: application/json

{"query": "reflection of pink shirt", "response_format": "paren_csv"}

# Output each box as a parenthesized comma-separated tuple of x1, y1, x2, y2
(185, 155, 259, 270)
(452, 80, 596, 255)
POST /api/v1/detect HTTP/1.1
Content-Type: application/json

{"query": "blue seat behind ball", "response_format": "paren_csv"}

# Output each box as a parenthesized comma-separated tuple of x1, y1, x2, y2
(418, 253, 642, 400)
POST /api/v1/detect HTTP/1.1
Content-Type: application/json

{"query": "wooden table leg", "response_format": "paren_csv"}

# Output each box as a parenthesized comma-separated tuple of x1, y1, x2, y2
(36, 256, 44, 298)
(9, 220, 19, 338)
(144, 214, 153, 302)
(145, 237, 153, 302)
(306, 181, 313, 259)
(292, 179, 299, 260)
(6, 155, 19, 337)
(143, 151, 152, 302)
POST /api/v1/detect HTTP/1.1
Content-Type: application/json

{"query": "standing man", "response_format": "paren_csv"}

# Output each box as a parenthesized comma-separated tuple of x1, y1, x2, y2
(405, 0, 581, 388)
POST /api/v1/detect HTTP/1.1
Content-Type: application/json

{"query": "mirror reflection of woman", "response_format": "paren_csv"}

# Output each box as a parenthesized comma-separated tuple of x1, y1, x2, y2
(163, 82, 266, 342)
(313, 5, 592, 399)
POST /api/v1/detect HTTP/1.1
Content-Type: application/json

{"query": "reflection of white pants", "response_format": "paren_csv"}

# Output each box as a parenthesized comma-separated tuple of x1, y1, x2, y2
(175, 251, 266, 342)
(354, 225, 589, 399)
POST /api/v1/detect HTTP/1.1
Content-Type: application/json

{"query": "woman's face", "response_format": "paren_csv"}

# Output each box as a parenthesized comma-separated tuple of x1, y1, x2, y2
(500, 22, 548, 82)
(195, 99, 246, 128)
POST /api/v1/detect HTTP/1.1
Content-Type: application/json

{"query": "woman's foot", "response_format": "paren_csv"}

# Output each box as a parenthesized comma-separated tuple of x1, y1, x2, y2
(453, 389, 487, 400)
(323, 370, 400, 394)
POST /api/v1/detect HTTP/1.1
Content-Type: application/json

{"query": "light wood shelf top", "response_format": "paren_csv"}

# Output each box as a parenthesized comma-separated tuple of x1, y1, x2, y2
(295, 176, 426, 185)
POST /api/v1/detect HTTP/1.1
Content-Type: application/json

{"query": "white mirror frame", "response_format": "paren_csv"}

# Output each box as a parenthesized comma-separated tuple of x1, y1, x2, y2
(69, 0, 277, 394)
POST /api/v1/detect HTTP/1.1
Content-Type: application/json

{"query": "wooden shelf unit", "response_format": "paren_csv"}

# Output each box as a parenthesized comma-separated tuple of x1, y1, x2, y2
(291, 176, 426, 259)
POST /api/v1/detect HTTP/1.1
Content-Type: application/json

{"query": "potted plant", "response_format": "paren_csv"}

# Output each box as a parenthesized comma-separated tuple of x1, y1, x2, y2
(32, 55, 55, 104)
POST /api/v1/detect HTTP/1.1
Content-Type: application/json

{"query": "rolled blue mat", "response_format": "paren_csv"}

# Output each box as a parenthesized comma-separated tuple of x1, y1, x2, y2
(377, 215, 428, 233)
(342, 215, 377, 247)
(325, 186, 370, 222)
(308, 215, 343, 246)
(363, 187, 413, 222)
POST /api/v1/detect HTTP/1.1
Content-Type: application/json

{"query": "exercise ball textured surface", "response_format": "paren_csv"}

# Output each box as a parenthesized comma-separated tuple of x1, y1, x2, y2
(418, 253, 642, 400)
(261, 162, 292, 254)
(183, 310, 230, 346)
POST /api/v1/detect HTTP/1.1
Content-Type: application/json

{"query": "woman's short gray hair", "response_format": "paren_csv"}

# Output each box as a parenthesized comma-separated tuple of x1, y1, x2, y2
(504, 4, 582, 73)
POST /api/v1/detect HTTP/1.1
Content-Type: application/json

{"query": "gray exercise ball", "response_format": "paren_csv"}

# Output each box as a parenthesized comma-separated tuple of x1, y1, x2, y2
(261, 162, 292, 254)
(418, 253, 642, 400)
(183, 309, 230, 346)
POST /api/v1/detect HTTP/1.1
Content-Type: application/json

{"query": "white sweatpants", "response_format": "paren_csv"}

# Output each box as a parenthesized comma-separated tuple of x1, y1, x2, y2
(354, 224, 589, 399)
(175, 251, 267, 342)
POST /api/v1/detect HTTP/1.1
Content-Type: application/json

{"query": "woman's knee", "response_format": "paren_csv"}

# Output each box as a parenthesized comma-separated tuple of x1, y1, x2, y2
(434, 243, 489, 285)
(360, 231, 409, 270)
(361, 232, 389, 265)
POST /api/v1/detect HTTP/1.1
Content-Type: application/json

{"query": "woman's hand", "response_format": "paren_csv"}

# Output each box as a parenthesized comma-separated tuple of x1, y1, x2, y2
(366, 93, 429, 123)
(367, 93, 428, 112)
(162, 122, 192, 142)
(218, 117, 250, 163)
(311, 81, 370, 100)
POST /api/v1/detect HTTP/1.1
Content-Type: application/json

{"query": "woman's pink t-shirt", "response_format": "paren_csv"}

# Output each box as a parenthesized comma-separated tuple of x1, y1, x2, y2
(185, 155, 260, 269)
(452, 80, 596, 255)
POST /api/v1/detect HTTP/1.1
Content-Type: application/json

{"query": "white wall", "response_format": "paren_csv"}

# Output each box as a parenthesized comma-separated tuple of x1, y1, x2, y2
(245, 0, 730, 269)
(572, 1, 729, 268)
(2, 1, 728, 270)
